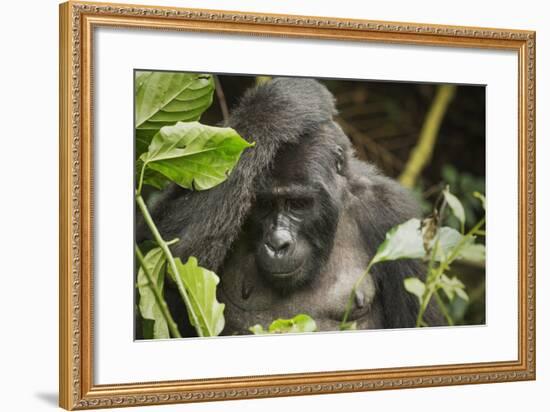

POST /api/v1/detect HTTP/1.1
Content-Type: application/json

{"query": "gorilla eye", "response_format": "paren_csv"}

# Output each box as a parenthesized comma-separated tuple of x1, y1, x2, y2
(256, 197, 274, 211)
(286, 198, 313, 211)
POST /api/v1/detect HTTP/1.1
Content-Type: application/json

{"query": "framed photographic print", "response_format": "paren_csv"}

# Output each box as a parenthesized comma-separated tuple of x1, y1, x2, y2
(59, 1, 536, 410)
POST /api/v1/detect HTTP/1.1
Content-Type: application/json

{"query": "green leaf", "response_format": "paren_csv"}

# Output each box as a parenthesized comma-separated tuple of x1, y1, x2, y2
(136, 159, 170, 190)
(137, 247, 169, 339)
(141, 319, 155, 340)
(372, 218, 425, 264)
(169, 256, 225, 337)
(455, 287, 469, 302)
(404, 277, 426, 304)
(473, 191, 486, 210)
(249, 314, 318, 335)
(439, 274, 468, 302)
(443, 186, 466, 230)
(248, 324, 268, 335)
(457, 243, 486, 263)
(371, 218, 476, 265)
(135, 72, 214, 127)
(268, 314, 317, 334)
(340, 321, 358, 331)
(141, 121, 253, 191)
(432, 227, 469, 261)
(135, 72, 215, 156)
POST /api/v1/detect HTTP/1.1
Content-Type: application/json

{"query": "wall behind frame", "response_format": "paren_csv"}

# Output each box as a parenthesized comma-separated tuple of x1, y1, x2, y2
(0, 0, 547, 411)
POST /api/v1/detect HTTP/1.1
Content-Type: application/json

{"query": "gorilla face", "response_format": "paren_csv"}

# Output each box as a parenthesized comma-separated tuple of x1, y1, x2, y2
(253, 192, 315, 285)
(246, 136, 343, 292)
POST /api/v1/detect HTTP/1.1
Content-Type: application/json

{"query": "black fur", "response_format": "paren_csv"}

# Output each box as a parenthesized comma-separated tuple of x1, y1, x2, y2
(138, 77, 442, 334)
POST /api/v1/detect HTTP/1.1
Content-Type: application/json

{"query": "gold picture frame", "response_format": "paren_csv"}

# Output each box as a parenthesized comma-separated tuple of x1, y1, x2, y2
(59, 1, 536, 409)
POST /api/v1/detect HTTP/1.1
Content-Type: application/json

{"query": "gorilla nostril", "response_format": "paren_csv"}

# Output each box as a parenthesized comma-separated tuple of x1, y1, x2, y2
(266, 230, 292, 254)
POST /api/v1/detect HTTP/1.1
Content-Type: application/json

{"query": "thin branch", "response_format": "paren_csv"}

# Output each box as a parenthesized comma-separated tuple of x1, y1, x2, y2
(399, 84, 457, 188)
(214, 76, 229, 124)
(434, 290, 454, 326)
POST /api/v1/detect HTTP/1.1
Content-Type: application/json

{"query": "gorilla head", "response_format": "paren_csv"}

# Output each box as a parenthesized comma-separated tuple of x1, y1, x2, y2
(249, 131, 345, 290)
(139, 77, 442, 336)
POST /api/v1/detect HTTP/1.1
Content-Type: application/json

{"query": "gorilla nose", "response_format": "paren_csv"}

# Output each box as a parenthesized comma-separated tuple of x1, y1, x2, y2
(265, 230, 292, 254)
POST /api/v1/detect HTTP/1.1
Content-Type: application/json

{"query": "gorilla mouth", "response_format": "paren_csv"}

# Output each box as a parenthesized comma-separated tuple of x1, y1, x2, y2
(267, 262, 305, 279)
(256, 251, 306, 278)
(257, 259, 310, 291)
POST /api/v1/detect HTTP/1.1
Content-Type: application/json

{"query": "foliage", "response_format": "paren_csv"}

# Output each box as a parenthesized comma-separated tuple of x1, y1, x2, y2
(249, 314, 318, 335)
(138, 121, 253, 192)
(341, 186, 485, 329)
(137, 247, 169, 339)
(443, 186, 465, 232)
(168, 257, 225, 337)
(442, 164, 485, 229)
(135, 72, 251, 339)
(370, 219, 425, 263)
(135, 244, 182, 339)
(135, 72, 214, 156)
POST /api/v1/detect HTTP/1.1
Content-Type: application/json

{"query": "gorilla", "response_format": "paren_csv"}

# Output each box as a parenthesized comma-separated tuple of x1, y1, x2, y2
(138, 77, 442, 336)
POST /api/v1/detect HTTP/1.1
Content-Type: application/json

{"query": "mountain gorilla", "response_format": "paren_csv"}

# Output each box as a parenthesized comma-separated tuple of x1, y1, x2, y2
(139, 77, 442, 336)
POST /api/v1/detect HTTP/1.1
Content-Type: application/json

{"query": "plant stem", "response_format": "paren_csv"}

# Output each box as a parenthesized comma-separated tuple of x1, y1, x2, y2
(434, 290, 454, 326)
(416, 288, 434, 327)
(340, 261, 375, 329)
(166, 238, 179, 246)
(135, 245, 182, 339)
(137, 162, 146, 196)
(415, 235, 442, 327)
(447, 217, 486, 265)
(135, 192, 204, 337)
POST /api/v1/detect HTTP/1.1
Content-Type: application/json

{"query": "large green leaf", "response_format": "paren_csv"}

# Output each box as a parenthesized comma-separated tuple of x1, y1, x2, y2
(140, 121, 253, 191)
(372, 218, 425, 264)
(135, 72, 215, 156)
(249, 314, 318, 335)
(169, 257, 225, 337)
(137, 247, 169, 339)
